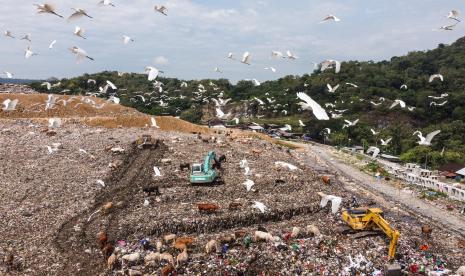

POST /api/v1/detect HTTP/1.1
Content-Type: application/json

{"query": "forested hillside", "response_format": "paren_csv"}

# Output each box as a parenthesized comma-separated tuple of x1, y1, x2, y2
(30, 37, 465, 168)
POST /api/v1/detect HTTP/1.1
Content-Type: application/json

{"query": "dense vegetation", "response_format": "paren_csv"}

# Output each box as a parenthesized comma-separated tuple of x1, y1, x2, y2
(30, 37, 465, 168)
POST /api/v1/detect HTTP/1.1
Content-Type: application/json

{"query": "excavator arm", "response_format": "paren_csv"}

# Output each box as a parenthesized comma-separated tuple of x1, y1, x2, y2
(203, 151, 216, 173)
(369, 211, 400, 260)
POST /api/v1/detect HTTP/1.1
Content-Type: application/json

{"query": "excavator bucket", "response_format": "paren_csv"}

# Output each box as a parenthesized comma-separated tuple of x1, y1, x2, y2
(134, 135, 158, 149)
(384, 263, 402, 276)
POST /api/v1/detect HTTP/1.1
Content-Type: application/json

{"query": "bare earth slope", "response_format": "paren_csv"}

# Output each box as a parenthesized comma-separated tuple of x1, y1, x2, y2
(0, 93, 209, 133)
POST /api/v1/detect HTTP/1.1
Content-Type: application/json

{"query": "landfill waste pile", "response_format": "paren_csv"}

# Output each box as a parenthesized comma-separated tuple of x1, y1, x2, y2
(0, 119, 464, 275)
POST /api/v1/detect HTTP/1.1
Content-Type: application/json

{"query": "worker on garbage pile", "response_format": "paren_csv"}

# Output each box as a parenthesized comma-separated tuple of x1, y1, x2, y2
(221, 244, 229, 258)
(350, 196, 359, 208)
(375, 172, 382, 182)
(461, 205, 465, 215)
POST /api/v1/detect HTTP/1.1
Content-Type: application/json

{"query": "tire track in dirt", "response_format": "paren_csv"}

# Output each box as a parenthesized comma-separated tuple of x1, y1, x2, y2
(54, 140, 167, 275)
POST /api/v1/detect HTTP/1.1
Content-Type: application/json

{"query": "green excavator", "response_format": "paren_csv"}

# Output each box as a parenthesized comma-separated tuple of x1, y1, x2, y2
(190, 151, 220, 184)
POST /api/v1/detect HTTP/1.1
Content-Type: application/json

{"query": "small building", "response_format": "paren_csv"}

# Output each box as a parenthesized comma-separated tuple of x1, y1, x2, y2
(346, 146, 364, 154)
(263, 124, 280, 130)
(439, 163, 464, 178)
(211, 124, 226, 128)
(456, 167, 465, 178)
(302, 134, 312, 141)
(248, 125, 265, 132)
(290, 133, 304, 139)
(419, 169, 433, 178)
(208, 118, 226, 128)
(276, 129, 293, 138)
(443, 172, 459, 179)
(379, 154, 401, 163)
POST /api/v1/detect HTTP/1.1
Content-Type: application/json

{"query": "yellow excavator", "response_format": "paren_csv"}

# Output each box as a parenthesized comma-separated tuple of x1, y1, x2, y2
(342, 208, 400, 260)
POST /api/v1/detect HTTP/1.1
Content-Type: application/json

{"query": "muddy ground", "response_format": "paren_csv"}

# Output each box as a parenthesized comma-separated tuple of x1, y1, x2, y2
(0, 119, 464, 275)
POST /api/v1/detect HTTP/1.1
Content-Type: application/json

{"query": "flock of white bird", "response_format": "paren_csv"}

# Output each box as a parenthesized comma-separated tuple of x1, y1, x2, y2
(1, 1, 168, 68)
(0, 4, 459, 77)
(211, 9, 451, 160)
(1, 3, 456, 169)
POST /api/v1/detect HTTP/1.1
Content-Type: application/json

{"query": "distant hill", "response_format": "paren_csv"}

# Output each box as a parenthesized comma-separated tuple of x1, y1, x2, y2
(28, 37, 465, 168)
(0, 78, 41, 84)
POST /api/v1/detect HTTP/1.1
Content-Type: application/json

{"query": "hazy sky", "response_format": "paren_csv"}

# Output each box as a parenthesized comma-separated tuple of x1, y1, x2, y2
(1, 0, 464, 82)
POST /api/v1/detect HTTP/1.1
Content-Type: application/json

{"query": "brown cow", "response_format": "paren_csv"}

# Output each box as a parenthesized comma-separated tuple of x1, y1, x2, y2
(175, 237, 195, 245)
(179, 163, 190, 171)
(161, 264, 174, 276)
(4, 251, 13, 268)
(97, 231, 108, 249)
(197, 203, 219, 213)
(173, 237, 195, 250)
(228, 202, 242, 210)
(234, 229, 248, 239)
(173, 241, 187, 251)
(102, 243, 114, 258)
(421, 225, 433, 238)
(101, 202, 113, 214)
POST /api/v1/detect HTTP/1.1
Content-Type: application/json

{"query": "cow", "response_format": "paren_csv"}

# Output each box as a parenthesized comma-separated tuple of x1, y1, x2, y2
(101, 202, 113, 214)
(97, 231, 108, 249)
(176, 249, 188, 267)
(173, 237, 195, 251)
(197, 203, 220, 213)
(228, 202, 242, 210)
(143, 186, 160, 196)
(254, 231, 278, 242)
(102, 243, 115, 258)
(205, 239, 218, 254)
(179, 163, 190, 171)
(218, 154, 226, 163)
(421, 225, 433, 238)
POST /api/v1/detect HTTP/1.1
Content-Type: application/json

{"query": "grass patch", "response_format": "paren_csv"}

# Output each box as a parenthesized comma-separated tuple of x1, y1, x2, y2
(276, 140, 300, 149)
(356, 154, 364, 161)
(364, 161, 390, 177)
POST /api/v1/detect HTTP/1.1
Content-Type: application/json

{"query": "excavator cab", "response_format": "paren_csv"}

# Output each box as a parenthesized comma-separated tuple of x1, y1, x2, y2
(191, 164, 202, 174)
(347, 208, 370, 215)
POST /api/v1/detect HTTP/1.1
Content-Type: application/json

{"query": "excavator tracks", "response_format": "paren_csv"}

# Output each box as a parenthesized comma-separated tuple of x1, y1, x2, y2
(54, 141, 167, 275)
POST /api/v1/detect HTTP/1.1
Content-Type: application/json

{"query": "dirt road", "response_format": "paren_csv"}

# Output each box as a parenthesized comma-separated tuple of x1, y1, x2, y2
(299, 142, 465, 238)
